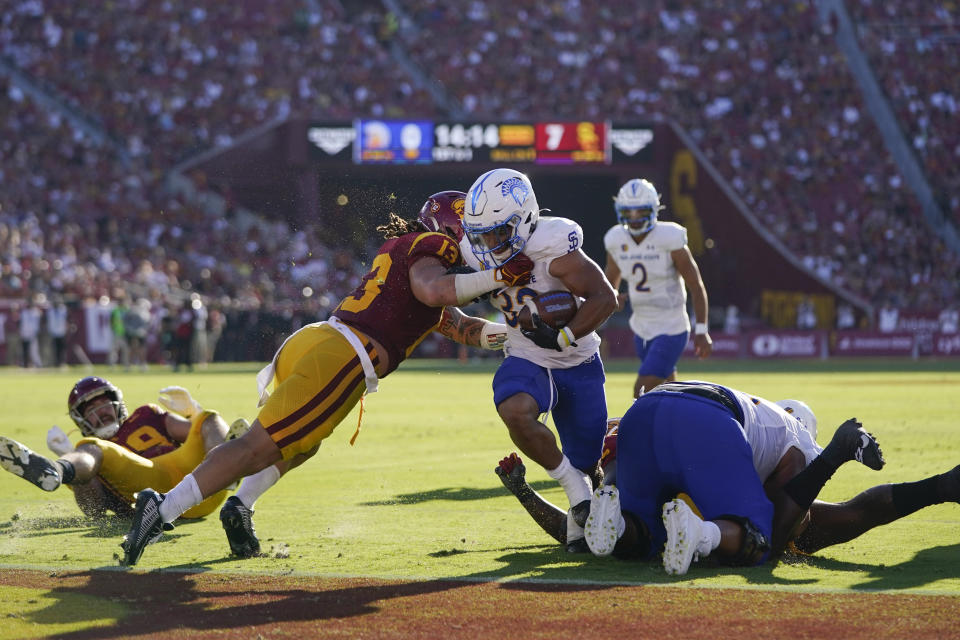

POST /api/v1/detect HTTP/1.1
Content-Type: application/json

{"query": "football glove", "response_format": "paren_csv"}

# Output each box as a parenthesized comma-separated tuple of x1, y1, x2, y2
(494, 252, 535, 287)
(158, 386, 203, 419)
(46, 424, 73, 456)
(520, 313, 578, 352)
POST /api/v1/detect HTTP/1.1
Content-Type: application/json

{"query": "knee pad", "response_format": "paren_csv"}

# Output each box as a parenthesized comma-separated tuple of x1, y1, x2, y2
(716, 514, 771, 566)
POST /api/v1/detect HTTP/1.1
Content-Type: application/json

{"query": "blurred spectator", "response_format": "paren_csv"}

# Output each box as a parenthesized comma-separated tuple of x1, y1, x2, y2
(206, 305, 226, 363)
(723, 304, 740, 334)
(939, 307, 958, 334)
(836, 302, 856, 330)
(173, 299, 196, 372)
(46, 295, 68, 368)
(124, 298, 151, 371)
(878, 301, 900, 332)
(19, 298, 43, 368)
(108, 292, 130, 370)
(796, 297, 817, 330)
(190, 294, 208, 369)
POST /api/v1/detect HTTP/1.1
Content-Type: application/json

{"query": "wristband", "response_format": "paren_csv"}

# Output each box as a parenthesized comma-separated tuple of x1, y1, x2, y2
(454, 270, 498, 305)
(694, 322, 709, 335)
(480, 322, 508, 350)
(557, 326, 577, 349)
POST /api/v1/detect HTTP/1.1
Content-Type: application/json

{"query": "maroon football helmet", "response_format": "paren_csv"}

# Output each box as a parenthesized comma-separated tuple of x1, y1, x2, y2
(68, 376, 128, 438)
(418, 191, 466, 243)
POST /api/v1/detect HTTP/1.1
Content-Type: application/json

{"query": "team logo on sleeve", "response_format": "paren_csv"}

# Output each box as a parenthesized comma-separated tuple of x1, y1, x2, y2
(501, 177, 529, 206)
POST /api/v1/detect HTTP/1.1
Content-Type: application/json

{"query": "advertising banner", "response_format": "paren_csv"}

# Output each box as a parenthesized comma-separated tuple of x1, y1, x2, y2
(830, 331, 915, 356)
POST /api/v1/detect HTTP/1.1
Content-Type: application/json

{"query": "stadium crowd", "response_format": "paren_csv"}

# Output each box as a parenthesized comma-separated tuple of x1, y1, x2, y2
(848, 0, 960, 224)
(1, 0, 958, 365)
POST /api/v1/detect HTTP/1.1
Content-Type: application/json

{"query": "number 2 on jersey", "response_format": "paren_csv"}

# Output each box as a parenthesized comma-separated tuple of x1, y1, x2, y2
(632, 262, 650, 292)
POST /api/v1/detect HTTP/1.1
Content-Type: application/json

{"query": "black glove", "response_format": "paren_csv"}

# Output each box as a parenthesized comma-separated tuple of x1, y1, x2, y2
(521, 312, 576, 352)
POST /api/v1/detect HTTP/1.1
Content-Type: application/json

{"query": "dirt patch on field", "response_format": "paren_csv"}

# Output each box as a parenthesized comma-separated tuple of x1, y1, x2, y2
(3, 569, 959, 639)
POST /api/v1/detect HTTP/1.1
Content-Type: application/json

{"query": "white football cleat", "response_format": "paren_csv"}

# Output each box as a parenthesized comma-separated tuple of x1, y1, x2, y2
(584, 485, 623, 557)
(662, 498, 706, 575)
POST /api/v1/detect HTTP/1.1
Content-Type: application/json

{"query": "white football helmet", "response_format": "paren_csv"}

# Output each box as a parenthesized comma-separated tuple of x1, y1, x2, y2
(614, 178, 664, 236)
(463, 168, 540, 268)
(775, 399, 818, 441)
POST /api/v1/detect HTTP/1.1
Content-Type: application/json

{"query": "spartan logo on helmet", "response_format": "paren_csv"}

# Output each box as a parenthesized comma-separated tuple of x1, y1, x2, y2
(463, 168, 540, 268)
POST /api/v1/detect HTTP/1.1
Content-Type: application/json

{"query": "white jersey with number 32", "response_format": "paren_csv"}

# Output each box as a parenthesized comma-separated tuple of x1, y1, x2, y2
(461, 216, 601, 369)
(604, 221, 689, 340)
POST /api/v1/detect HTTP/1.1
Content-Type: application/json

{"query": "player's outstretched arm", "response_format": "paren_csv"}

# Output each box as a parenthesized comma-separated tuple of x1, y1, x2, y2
(496, 453, 567, 544)
(410, 255, 534, 307)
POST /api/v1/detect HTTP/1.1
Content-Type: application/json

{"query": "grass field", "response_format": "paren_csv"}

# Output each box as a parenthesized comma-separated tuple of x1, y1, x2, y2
(0, 359, 958, 638)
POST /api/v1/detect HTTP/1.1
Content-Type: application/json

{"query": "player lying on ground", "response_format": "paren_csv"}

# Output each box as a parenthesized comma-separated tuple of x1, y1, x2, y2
(500, 445, 958, 559)
(496, 382, 886, 573)
(119, 190, 531, 566)
(0, 377, 246, 519)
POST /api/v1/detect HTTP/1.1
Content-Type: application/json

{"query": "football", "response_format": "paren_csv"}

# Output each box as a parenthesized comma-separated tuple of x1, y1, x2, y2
(517, 290, 578, 330)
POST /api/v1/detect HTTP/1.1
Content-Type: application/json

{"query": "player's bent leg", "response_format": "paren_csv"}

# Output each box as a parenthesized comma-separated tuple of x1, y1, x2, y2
(199, 412, 230, 453)
(634, 374, 665, 398)
(496, 394, 563, 470)
(192, 421, 283, 499)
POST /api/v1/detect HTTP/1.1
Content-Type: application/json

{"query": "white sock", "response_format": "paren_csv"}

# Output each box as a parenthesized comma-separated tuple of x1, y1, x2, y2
(699, 520, 722, 556)
(546, 455, 593, 507)
(566, 509, 584, 541)
(233, 464, 281, 510)
(158, 473, 204, 523)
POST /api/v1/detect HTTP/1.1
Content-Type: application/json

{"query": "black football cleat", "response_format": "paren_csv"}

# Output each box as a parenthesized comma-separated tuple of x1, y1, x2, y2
(220, 496, 261, 558)
(828, 419, 885, 470)
(565, 537, 591, 554)
(570, 498, 591, 528)
(0, 437, 61, 491)
(121, 489, 172, 566)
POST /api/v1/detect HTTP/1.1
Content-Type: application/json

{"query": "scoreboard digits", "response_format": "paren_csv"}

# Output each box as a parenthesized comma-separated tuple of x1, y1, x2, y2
(309, 120, 649, 164)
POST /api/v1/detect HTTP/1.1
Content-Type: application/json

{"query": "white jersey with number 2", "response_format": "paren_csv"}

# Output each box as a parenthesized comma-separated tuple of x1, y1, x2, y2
(604, 221, 689, 340)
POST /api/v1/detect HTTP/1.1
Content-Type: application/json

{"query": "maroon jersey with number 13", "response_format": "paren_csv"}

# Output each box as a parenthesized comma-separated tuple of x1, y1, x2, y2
(333, 231, 460, 375)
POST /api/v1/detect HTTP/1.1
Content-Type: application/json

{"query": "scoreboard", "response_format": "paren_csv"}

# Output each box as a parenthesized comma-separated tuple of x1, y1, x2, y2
(308, 120, 654, 165)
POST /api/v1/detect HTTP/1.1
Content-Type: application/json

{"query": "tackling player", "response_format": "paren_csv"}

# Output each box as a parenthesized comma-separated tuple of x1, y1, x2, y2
(604, 178, 712, 398)
(0, 377, 239, 519)
(120, 190, 533, 565)
(460, 168, 618, 551)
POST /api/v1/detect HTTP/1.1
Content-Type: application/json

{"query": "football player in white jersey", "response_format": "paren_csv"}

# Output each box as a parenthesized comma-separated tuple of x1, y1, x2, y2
(603, 178, 712, 398)
(460, 168, 618, 552)
(495, 383, 894, 575)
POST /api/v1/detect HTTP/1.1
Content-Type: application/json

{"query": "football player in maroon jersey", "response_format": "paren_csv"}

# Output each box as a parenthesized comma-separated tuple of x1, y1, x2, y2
(0, 377, 238, 519)
(120, 191, 536, 565)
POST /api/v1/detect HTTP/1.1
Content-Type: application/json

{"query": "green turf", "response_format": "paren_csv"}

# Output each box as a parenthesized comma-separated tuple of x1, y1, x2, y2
(0, 361, 958, 599)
